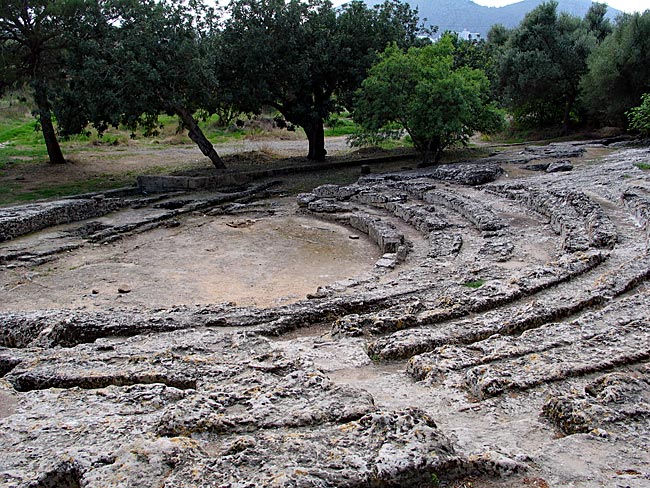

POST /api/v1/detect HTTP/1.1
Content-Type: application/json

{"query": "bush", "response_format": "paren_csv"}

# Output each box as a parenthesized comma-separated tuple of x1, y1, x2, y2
(627, 93, 650, 137)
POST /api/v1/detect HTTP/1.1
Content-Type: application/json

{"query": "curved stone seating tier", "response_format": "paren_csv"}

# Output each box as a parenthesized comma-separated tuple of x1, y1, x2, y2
(334, 249, 605, 339)
(0, 184, 277, 267)
(370, 250, 650, 361)
(484, 184, 617, 252)
(464, 318, 650, 400)
(421, 189, 506, 232)
(405, 281, 650, 382)
(622, 187, 650, 243)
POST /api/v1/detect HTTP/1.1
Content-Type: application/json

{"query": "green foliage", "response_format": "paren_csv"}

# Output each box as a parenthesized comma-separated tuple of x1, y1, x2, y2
(352, 37, 505, 164)
(429, 473, 441, 487)
(635, 163, 650, 171)
(495, 1, 596, 132)
(57, 0, 213, 134)
(324, 114, 358, 137)
(585, 2, 613, 43)
(52, 0, 227, 167)
(627, 93, 650, 137)
(462, 279, 485, 289)
(582, 11, 650, 127)
(217, 0, 426, 160)
(0, 0, 102, 163)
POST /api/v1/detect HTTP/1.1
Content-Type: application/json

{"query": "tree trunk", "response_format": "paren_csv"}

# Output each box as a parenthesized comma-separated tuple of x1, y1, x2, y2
(304, 119, 327, 161)
(562, 93, 576, 136)
(33, 82, 65, 165)
(419, 136, 441, 167)
(175, 106, 226, 169)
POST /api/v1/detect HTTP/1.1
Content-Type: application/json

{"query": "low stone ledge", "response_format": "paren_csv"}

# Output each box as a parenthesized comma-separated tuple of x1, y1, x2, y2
(423, 189, 506, 232)
(0, 198, 125, 242)
(137, 174, 245, 193)
(348, 212, 404, 253)
(486, 184, 615, 252)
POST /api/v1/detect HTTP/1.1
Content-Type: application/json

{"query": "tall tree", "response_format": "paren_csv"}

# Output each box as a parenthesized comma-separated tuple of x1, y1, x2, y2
(58, 0, 226, 168)
(585, 2, 612, 43)
(352, 37, 504, 164)
(580, 11, 650, 127)
(0, 0, 92, 164)
(217, 0, 426, 161)
(495, 1, 595, 133)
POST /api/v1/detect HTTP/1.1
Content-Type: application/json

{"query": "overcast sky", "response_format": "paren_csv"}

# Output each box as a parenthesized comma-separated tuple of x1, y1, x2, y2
(328, 1, 648, 13)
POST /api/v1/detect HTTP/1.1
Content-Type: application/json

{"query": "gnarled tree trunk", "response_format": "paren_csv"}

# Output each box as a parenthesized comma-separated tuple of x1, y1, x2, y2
(33, 81, 65, 165)
(174, 105, 226, 169)
(303, 118, 327, 161)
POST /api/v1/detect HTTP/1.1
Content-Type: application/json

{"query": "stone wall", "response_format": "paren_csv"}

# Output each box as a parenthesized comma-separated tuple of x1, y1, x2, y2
(0, 197, 124, 242)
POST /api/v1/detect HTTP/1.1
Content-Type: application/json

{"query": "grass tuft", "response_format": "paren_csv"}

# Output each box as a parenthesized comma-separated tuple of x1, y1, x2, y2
(462, 279, 485, 289)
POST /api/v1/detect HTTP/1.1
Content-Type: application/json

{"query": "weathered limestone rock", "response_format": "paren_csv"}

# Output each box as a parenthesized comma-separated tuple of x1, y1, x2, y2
(485, 184, 617, 251)
(0, 198, 125, 242)
(338, 249, 606, 340)
(408, 288, 649, 379)
(160, 408, 464, 488)
(546, 160, 574, 172)
(348, 212, 404, 253)
(3, 143, 650, 487)
(542, 365, 650, 435)
(429, 231, 463, 258)
(517, 143, 586, 162)
(359, 162, 504, 186)
(394, 253, 650, 365)
(464, 317, 650, 400)
(423, 189, 506, 232)
(0, 328, 469, 487)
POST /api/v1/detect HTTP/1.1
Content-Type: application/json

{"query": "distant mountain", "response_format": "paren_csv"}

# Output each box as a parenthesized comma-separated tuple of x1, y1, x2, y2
(364, 0, 621, 38)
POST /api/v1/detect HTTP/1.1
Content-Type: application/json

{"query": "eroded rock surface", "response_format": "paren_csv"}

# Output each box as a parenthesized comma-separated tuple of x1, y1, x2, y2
(2, 142, 650, 487)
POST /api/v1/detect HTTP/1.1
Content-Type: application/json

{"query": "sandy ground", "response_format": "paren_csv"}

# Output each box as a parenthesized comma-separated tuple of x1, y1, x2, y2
(0, 207, 380, 310)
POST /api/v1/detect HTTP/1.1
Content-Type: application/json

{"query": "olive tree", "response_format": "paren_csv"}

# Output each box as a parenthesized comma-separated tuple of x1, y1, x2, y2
(581, 11, 650, 127)
(495, 1, 595, 133)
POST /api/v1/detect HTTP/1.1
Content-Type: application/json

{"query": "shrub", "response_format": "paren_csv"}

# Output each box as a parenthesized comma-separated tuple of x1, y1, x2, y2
(627, 93, 650, 137)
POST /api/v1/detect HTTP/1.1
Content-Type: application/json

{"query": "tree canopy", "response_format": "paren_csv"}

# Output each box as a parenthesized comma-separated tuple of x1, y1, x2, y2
(2, 0, 649, 171)
(494, 1, 595, 133)
(0, 0, 99, 164)
(580, 10, 650, 127)
(57, 0, 226, 168)
(352, 37, 504, 164)
(217, 0, 427, 161)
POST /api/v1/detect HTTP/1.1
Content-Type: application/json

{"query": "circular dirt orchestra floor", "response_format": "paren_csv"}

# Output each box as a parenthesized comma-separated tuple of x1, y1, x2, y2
(0, 212, 380, 311)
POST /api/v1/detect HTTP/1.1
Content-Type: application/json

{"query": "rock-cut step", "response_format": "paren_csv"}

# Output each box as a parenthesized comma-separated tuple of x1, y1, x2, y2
(542, 364, 650, 435)
(366, 251, 650, 361)
(407, 288, 649, 382)
(464, 320, 649, 400)
(335, 249, 606, 340)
